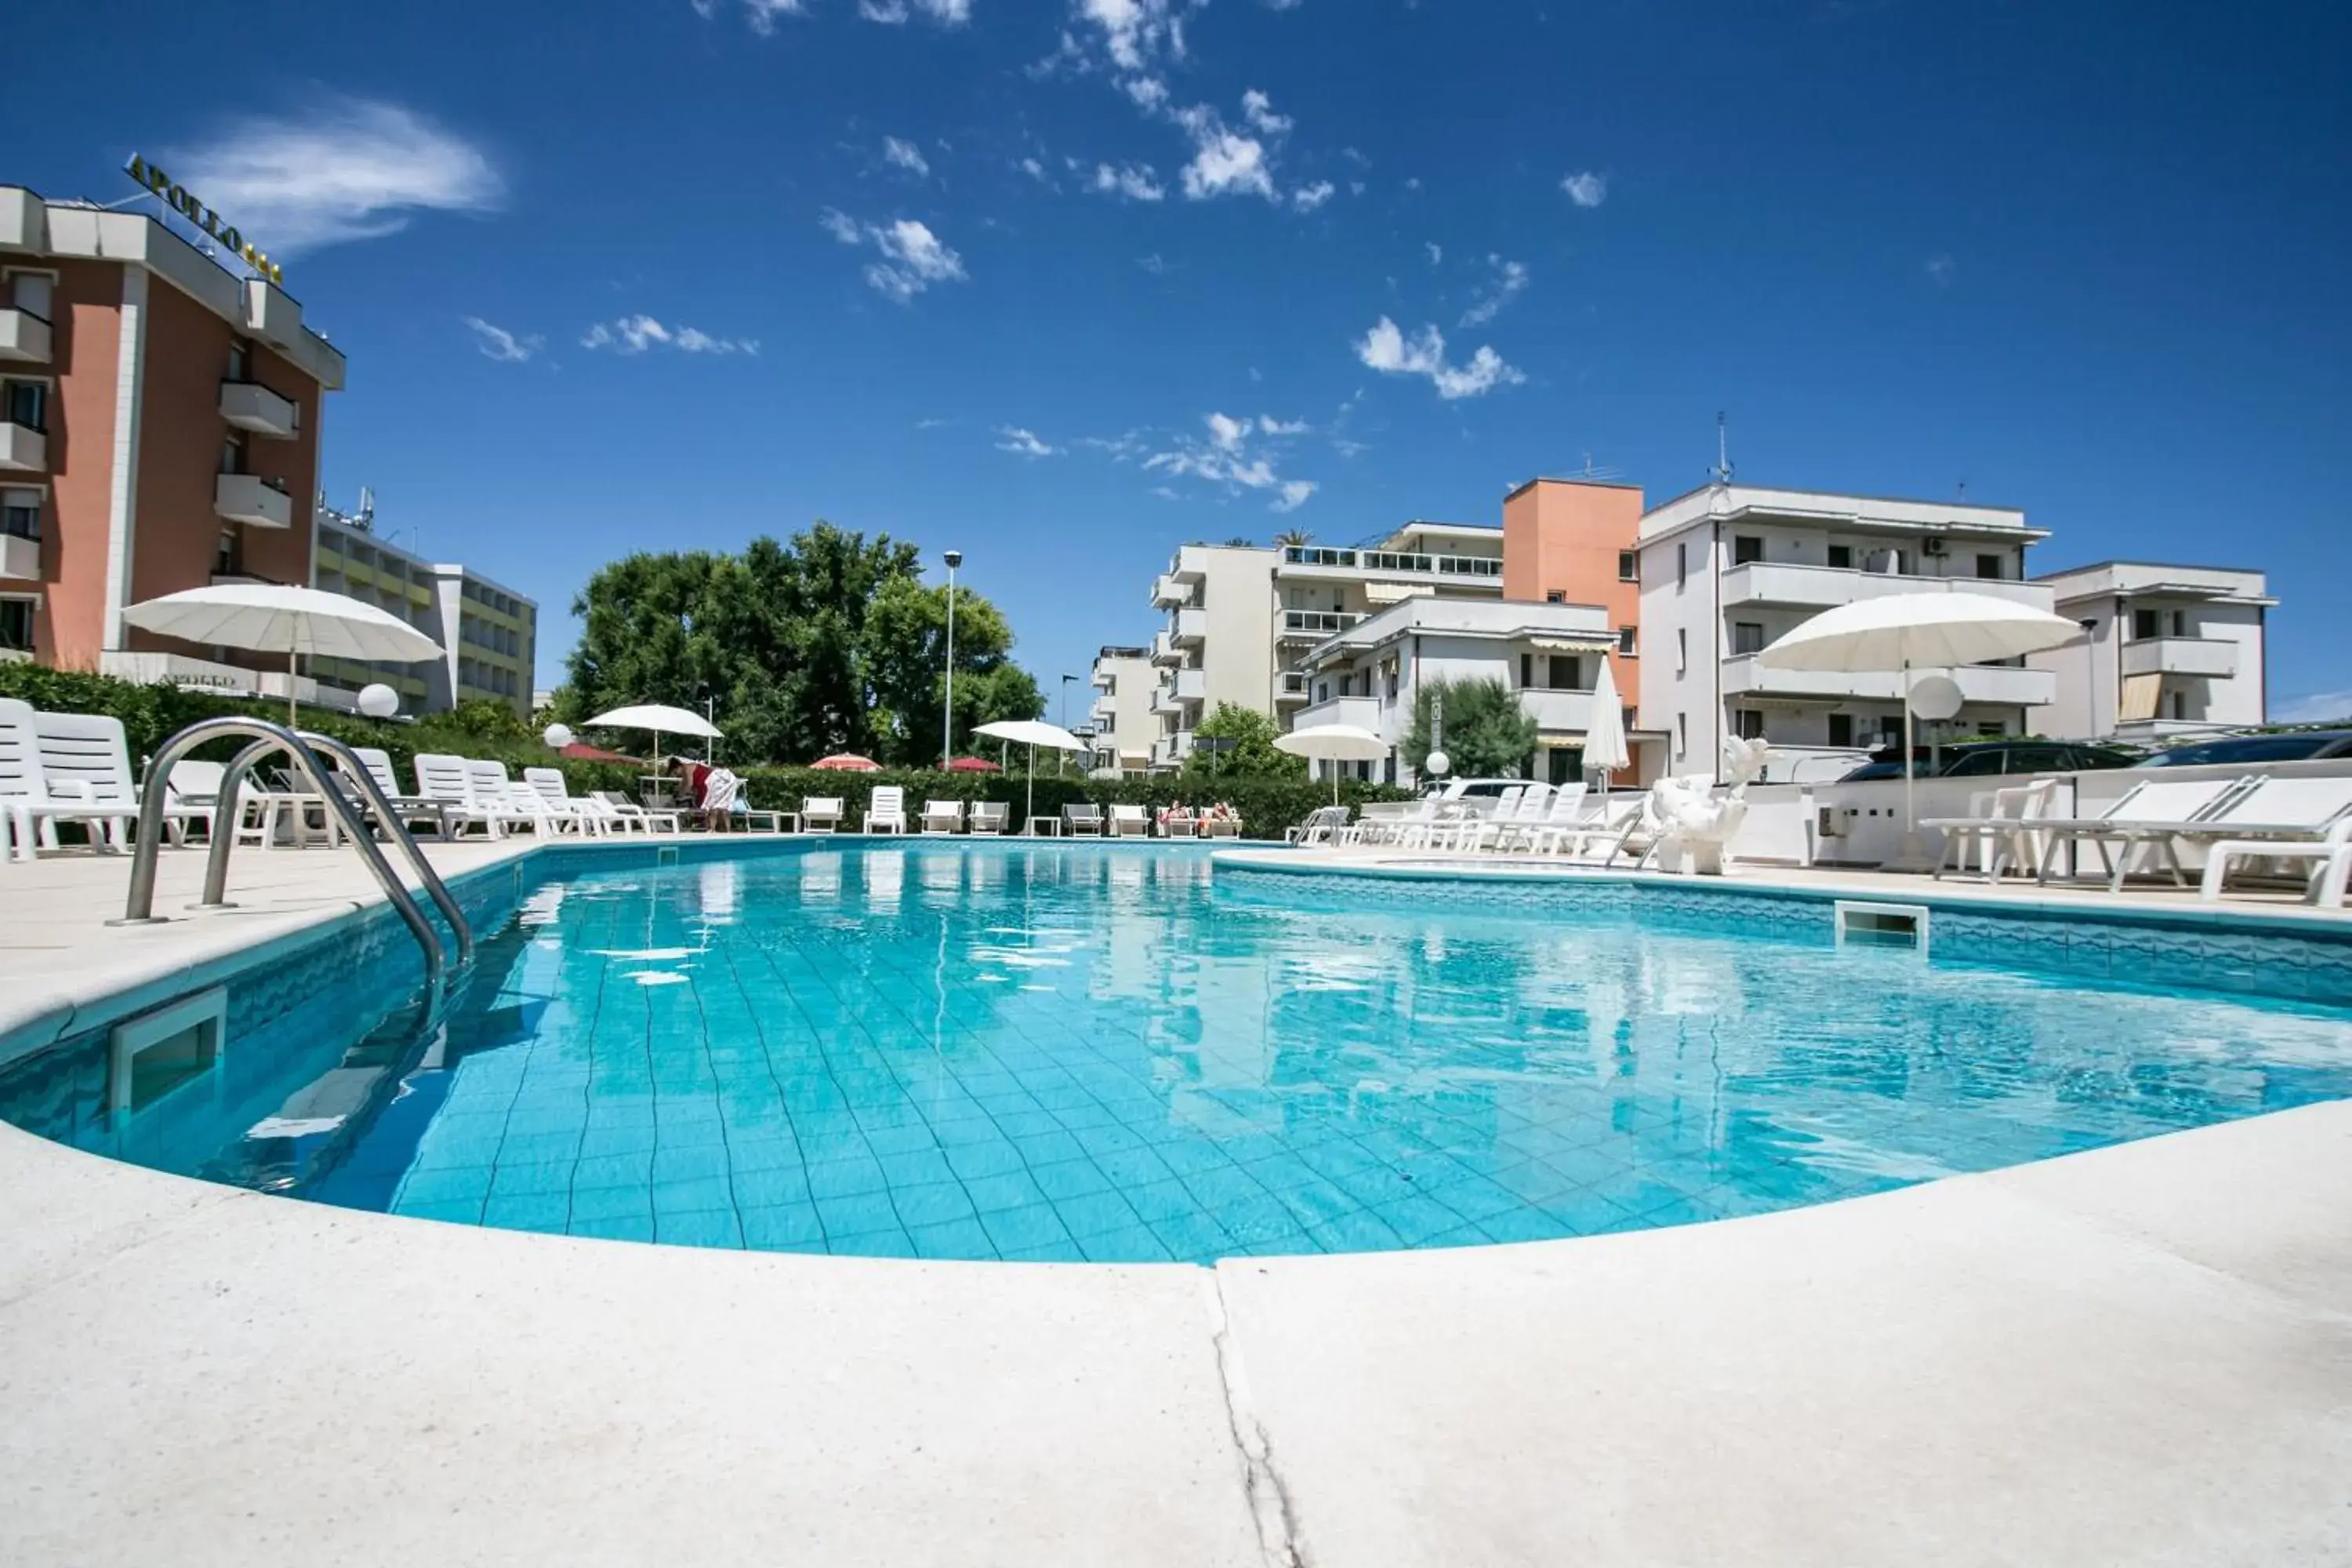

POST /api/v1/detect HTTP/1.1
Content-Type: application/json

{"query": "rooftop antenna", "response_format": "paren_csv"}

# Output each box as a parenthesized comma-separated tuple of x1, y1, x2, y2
(1955, 477, 1968, 501)
(1710, 412, 1734, 485)
(358, 485, 376, 528)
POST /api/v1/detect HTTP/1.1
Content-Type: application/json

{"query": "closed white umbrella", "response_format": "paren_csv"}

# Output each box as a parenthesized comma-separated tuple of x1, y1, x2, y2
(1275, 722, 1389, 804)
(974, 718, 1086, 826)
(1761, 591, 2083, 867)
(584, 703, 723, 770)
(121, 583, 443, 724)
(1583, 655, 1631, 800)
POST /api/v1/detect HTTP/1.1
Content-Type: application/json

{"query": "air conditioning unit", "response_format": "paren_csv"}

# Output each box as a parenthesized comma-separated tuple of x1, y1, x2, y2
(1921, 537, 1948, 556)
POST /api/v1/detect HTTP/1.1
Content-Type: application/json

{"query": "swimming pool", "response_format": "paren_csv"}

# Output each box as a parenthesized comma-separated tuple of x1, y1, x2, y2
(5, 840, 2350, 1263)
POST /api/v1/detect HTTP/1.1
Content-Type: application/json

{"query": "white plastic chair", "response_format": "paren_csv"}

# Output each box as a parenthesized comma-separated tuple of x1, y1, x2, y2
(1932, 777, 2056, 883)
(864, 785, 908, 834)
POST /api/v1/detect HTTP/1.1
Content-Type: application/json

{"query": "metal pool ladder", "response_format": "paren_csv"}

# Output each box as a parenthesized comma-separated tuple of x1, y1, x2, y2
(111, 716, 474, 989)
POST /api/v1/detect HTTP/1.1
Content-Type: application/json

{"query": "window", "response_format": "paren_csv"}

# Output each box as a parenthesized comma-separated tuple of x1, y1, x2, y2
(2132, 608, 2159, 640)
(1975, 553, 2003, 580)
(1878, 715, 1905, 744)
(227, 339, 249, 382)
(1, 487, 38, 541)
(220, 432, 245, 476)
(1733, 535, 1764, 565)
(1617, 625, 1637, 656)
(1548, 654, 1580, 690)
(7, 271, 53, 321)
(1617, 550, 1639, 583)
(1623, 706, 1638, 735)
(2, 379, 45, 433)
(1733, 710, 1765, 741)
(1827, 713, 1854, 749)
(1826, 543, 1853, 570)
(0, 597, 32, 652)
(214, 528, 241, 576)
(1731, 621, 1766, 655)
(1675, 628, 1687, 674)
(1945, 749, 2007, 777)
(1978, 720, 2005, 737)
(1544, 589, 1566, 604)
(1519, 652, 1534, 688)
(1676, 543, 1687, 590)
(1675, 712, 1687, 757)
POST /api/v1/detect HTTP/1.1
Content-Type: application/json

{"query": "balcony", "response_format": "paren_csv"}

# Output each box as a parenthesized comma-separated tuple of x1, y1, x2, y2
(1719, 655, 2054, 708)
(1293, 695, 1383, 734)
(1171, 606, 1207, 645)
(0, 532, 38, 581)
(2122, 637, 2238, 679)
(0, 309, 50, 364)
(1279, 544, 1504, 586)
(0, 421, 44, 472)
(214, 473, 294, 529)
(1168, 667, 1207, 704)
(1276, 670, 1309, 702)
(219, 380, 299, 438)
(1150, 572, 1192, 608)
(1151, 629, 1178, 665)
(1720, 561, 2053, 612)
(1518, 688, 1598, 735)
(1276, 608, 1363, 642)
(1151, 731, 1195, 768)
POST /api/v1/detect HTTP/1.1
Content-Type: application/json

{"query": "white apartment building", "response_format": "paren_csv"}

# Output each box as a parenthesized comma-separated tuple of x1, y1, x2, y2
(1146, 521, 1504, 768)
(2027, 561, 2271, 741)
(1638, 485, 2058, 781)
(310, 494, 539, 718)
(1086, 643, 1156, 777)
(1294, 597, 1633, 787)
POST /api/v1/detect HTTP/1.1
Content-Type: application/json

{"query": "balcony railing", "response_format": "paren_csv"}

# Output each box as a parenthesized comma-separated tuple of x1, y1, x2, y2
(0, 421, 45, 473)
(1276, 609, 1363, 640)
(214, 474, 294, 529)
(1171, 606, 1207, 644)
(1281, 544, 1503, 580)
(1292, 695, 1384, 735)
(2122, 636, 2239, 679)
(1719, 655, 2054, 708)
(1720, 561, 2053, 612)
(0, 308, 51, 365)
(0, 532, 37, 582)
(1150, 572, 1192, 608)
(219, 379, 300, 439)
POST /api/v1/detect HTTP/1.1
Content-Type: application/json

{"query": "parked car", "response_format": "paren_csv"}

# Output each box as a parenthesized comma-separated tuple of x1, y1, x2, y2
(1838, 740, 2137, 782)
(2133, 729, 2352, 768)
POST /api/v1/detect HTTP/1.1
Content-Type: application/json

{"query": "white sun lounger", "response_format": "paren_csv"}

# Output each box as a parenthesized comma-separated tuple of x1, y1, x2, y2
(970, 800, 1009, 834)
(1062, 803, 1105, 836)
(2, 701, 147, 860)
(801, 795, 844, 833)
(1926, 777, 2059, 883)
(2027, 775, 2258, 891)
(864, 785, 909, 834)
(1107, 802, 1152, 838)
(920, 798, 964, 834)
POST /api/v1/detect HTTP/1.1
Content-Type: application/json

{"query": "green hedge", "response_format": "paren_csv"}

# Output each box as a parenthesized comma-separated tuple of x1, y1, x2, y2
(0, 664, 1409, 840)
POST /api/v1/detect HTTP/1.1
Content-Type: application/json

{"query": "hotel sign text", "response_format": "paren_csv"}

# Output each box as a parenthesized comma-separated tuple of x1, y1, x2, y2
(122, 154, 283, 285)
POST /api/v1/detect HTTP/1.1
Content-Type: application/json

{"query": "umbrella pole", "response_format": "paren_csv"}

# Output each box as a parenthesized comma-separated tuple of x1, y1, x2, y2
(287, 647, 298, 728)
(1026, 744, 1036, 827)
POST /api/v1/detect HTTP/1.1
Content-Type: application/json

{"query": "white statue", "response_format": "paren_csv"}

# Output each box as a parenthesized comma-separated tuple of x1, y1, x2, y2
(1642, 736, 1773, 875)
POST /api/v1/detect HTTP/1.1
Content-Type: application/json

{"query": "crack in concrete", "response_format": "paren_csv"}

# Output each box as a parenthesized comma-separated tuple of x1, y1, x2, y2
(1203, 1269, 1309, 1568)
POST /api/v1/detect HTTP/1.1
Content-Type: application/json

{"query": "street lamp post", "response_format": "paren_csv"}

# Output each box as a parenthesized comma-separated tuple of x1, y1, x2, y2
(1059, 673, 1077, 776)
(942, 550, 962, 767)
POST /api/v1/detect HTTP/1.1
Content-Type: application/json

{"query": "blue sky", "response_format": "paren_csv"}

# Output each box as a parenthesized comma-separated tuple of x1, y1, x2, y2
(19, 1, 2351, 720)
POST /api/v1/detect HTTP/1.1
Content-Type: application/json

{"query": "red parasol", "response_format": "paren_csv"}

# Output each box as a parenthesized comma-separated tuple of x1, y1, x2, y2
(945, 755, 1003, 773)
(560, 742, 638, 763)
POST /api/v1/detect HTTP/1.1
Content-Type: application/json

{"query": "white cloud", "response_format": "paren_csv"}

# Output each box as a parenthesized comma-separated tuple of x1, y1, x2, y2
(581, 314, 757, 355)
(2274, 691, 2352, 724)
(1169, 103, 1278, 201)
(1015, 156, 1057, 190)
(169, 100, 501, 256)
(1926, 252, 1956, 285)
(461, 316, 539, 363)
(1122, 75, 1171, 111)
(1458, 256, 1528, 327)
(1355, 317, 1523, 400)
(1138, 252, 1170, 274)
(1090, 162, 1166, 201)
(1425, 241, 1443, 265)
(882, 136, 931, 177)
(821, 209, 967, 300)
(857, 0, 971, 22)
(739, 0, 811, 34)
(1142, 409, 1316, 511)
(1291, 180, 1334, 212)
(1562, 170, 1608, 208)
(1240, 89, 1292, 135)
(1073, 0, 1190, 72)
(995, 426, 1062, 458)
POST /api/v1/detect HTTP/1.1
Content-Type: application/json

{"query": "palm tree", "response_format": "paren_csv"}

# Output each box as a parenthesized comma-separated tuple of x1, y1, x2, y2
(1272, 528, 1313, 549)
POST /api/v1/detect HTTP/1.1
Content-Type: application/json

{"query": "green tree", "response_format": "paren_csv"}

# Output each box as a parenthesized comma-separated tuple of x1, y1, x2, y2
(561, 523, 1040, 766)
(1180, 701, 1306, 783)
(1401, 677, 1537, 778)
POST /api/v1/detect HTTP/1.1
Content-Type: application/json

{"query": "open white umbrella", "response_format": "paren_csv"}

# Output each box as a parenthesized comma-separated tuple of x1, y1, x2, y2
(1584, 655, 1631, 803)
(1760, 591, 2083, 867)
(584, 704, 723, 770)
(1275, 722, 1390, 804)
(121, 583, 443, 724)
(974, 718, 1086, 826)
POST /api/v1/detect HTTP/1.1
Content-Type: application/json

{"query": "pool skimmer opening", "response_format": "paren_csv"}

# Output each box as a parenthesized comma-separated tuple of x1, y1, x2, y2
(1834, 901, 1930, 955)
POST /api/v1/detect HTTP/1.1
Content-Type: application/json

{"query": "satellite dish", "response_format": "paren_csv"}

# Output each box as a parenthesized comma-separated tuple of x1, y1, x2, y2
(1425, 749, 1451, 778)
(1907, 674, 1964, 722)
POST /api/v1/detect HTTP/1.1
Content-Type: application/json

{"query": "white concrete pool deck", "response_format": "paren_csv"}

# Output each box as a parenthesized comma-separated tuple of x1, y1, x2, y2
(2, 837, 2350, 1565)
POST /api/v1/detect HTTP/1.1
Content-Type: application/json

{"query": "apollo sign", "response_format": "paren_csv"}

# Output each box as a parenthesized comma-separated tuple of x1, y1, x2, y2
(122, 154, 284, 285)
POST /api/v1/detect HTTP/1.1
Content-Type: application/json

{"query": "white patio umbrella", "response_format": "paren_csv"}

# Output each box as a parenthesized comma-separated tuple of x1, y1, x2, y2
(1760, 591, 2083, 867)
(120, 583, 443, 725)
(1584, 654, 1631, 802)
(1275, 722, 1390, 805)
(583, 703, 723, 770)
(974, 718, 1087, 826)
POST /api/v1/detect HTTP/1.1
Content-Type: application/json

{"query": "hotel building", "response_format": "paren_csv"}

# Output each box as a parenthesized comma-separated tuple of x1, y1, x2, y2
(1086, 643, 1157, 777)
(0, 182, 343, 692)
(2027, 561, 2270, 742)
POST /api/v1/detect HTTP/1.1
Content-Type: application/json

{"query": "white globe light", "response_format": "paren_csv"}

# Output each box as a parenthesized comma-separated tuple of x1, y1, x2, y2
(1425, 749, 1451, 778)
(357, 683, 399, 719)
(1907, 674, 1965, 723)
(543, 723, 575, 750)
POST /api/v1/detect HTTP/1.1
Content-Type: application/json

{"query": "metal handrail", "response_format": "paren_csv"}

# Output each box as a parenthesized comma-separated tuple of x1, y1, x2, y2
(111, 717, 469, 989)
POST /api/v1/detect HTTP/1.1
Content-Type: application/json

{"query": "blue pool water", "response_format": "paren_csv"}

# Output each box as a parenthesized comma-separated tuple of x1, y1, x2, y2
(6, 842, 2351, 1263)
